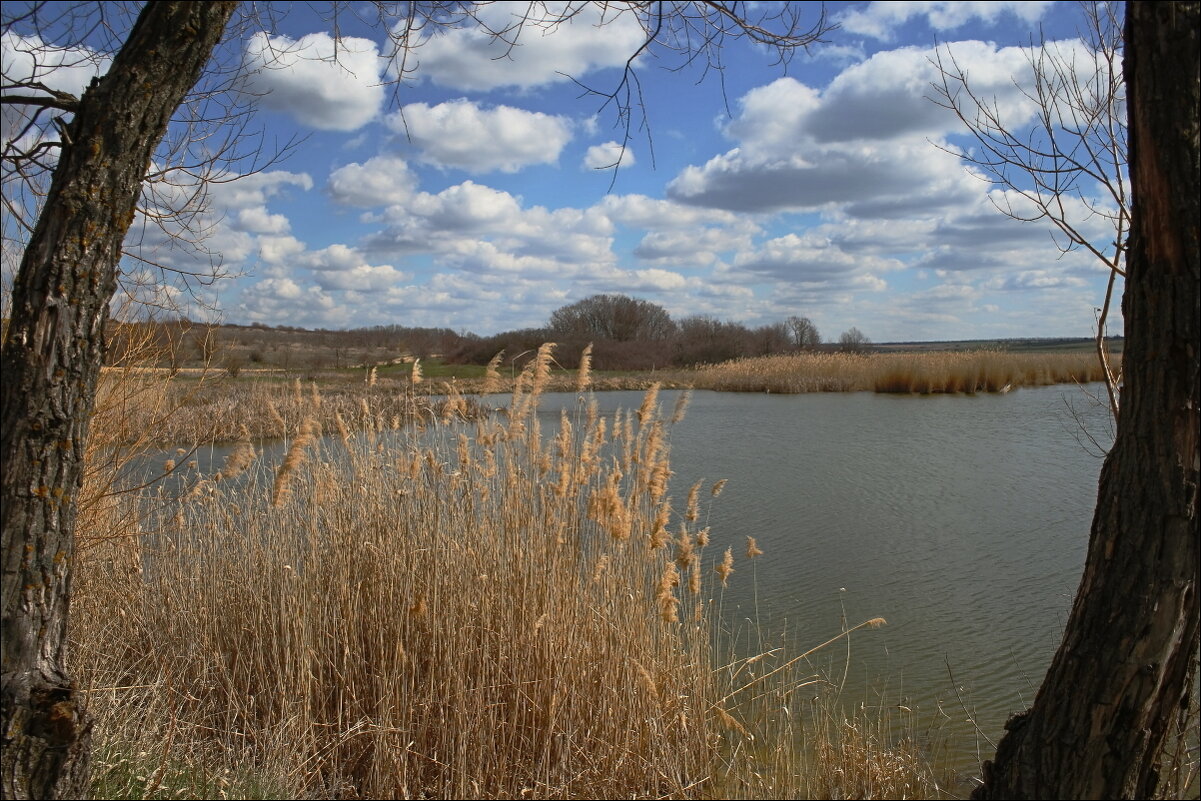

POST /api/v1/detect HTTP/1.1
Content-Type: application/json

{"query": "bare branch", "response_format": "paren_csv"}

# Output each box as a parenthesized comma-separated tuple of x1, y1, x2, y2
(929, 1, 1126, 421)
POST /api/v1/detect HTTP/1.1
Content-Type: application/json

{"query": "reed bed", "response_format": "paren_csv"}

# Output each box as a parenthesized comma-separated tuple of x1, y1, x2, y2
(71, 349, 946, 799)
(693, 350, 1114, 395)
(123, 377, 487, 444)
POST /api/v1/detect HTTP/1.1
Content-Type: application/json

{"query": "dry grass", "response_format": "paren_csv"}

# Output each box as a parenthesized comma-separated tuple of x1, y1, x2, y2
(117, 377, 487, 445)
(71, 347, 949, 800)
(693, 351, 1114, 395)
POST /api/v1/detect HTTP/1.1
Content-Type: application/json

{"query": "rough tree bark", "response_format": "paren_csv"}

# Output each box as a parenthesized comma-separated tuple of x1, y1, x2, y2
(0, 3, 238, 798)
(974, 2, 1200, 798)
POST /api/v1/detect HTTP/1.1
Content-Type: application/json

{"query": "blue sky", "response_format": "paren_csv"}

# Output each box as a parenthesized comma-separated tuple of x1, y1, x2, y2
(4, 1, 1125, 342)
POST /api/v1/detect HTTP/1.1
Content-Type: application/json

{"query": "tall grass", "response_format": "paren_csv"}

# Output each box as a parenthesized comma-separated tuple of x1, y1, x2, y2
(693, 351, 1114, 395)
(71, 348, 947, 799)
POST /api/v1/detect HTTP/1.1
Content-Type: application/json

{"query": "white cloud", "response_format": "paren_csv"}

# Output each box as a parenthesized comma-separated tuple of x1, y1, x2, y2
(808, 42, 1037, 142)
(997, 270, 1087, 290)
(234, 207, 291, 234)
(328, 156, 418, 206)
(402, 181, 525, 232)
(0, 31, 110, 98)
(236, 278, 344, 327)
(242, 32, 384, 130)
(583, 141, 635, 170)
(733, 233, 904, 288)
(665, 40, 1044, 215)
(212, 170, 313, 209)
(388, 99, 572, 173)
(297, 243, 409, 291)
(371, 180, 614, 264)
(1, 32, 111, 149)
(626, 268, 688, 291)
(597, 194, 751, 231)
(410, 3, 647, 91)
(257, 235, 306, 265)
(633, 227, 752, 265)
(840, 1, 1051, 41)
(668, 140, 970, 214)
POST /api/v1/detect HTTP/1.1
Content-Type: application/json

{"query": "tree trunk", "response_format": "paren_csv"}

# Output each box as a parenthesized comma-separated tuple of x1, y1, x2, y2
(0, 3, 237, 798)
(974, 3, 1200, 798)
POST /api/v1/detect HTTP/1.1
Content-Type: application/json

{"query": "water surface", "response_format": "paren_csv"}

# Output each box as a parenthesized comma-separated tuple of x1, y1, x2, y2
(519, 385, 1111, 775)
(148, 383, 1113, 778)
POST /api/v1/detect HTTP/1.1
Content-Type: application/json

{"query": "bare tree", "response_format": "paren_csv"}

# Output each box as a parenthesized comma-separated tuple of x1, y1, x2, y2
(786, 314, 821, 349)
(1, 6, 241, 796)
(549, 293, 676, 342)
(753, 321, 792, 356)
(930, 0, 1127, 419)
(838, 326, 870, 353)
(973, 3, 1198, 797)
(0, 5, 834, 797)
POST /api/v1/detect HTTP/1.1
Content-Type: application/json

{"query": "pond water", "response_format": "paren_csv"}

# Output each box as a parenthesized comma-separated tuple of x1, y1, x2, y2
(145, 383, 1114, 780)
(508, 385, 1113, 776)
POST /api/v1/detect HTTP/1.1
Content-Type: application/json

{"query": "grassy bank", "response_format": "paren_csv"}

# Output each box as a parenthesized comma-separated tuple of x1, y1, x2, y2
(122, 348, 1117, 448)
(691, 350, 1115, 394)
(72, 349, 947, 799)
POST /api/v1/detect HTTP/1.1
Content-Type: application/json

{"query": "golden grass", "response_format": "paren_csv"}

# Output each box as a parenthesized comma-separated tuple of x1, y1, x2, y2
(113, 377, 487, 445)
(71, 347, 951, 800)
(693, 350, 1115, 395)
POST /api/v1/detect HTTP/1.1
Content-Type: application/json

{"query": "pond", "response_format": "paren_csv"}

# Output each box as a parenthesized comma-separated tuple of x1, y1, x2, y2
(146, 382, 1114, 779)
(509, 385, 1112, 775)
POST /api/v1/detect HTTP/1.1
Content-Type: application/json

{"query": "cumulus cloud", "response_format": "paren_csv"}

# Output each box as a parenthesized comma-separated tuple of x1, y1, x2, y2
(996, 270, 1087, 290)
(1, 31, 110, 97)
(257, 235, 306, 265)
(733, 233, 903, 288)
(234, 207, 291, 234)
(402, 181, 524, 232)
(2, 32, 111, 149)
(242, 32, 384, 130)
(665, 38, 1049, 216)
(583, 141, 635, 170)
(667, 138, 980, 216)
(212, 170, 314, 209)
(237, 277, 343, 327)
(364, 181, 615, 268)
(328, 156, 418, 206)
(633, 227, 752, 265)
(410, 3, 647, 91)
(807, 42, 1037, 142)
(597, 194, 749, 230)
(839, 1, 1051, 41)
(387, 99, 572, 172)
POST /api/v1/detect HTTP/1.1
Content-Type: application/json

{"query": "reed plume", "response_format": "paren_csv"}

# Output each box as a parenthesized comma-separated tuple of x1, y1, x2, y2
(271, 417, 315, 507)
(220, 425, 257, 480)
(577, 342, 593, 393)
(637, 382, 661, 425)
(716, 547, 735, 587)
(482, 349, 505, 395)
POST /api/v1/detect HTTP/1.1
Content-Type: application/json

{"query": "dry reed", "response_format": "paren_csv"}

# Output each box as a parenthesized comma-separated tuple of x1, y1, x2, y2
(694, 350, 1114, 395)
(71, 345, 955, 800)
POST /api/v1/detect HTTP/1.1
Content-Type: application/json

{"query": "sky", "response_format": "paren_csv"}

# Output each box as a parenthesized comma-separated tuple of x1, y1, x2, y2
(3, 1, 1127, 342)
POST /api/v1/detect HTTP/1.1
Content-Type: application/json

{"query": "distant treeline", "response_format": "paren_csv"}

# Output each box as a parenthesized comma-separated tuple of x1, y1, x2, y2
(104, 293, 1114, 373)
(447, 294, 848, 371)
(105, 295, 854, 372)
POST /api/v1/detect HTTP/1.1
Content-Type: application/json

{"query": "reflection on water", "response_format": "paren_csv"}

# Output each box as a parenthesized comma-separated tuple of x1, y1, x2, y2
(136, 383, 1112, 777)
